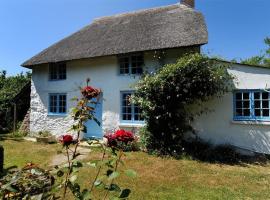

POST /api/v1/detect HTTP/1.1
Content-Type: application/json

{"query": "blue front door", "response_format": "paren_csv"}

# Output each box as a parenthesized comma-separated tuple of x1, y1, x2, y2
(85, 97, 103, 139)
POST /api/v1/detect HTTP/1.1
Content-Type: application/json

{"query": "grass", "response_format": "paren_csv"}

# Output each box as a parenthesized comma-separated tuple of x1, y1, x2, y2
(1, 138, 61, 168)
(1, 139, 270, 199)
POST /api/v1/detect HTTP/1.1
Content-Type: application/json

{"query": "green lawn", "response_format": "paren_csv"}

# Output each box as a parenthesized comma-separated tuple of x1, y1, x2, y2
(1, 139, 270, 200)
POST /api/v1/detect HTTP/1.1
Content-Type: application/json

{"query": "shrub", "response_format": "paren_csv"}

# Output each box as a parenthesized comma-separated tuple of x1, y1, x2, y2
(104, 129, 140, 151)
(0, 163, 54, 199)
(134, 53, 233, 156)
(11, 131, 28, 138)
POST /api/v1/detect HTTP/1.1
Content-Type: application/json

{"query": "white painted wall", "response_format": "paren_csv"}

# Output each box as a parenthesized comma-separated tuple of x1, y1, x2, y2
(193, 64, 270, 154)
(31, 52, 270, 154)
(30, 48, 191, 137)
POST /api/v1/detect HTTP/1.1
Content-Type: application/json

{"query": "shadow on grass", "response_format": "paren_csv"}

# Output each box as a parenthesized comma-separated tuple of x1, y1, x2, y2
(0, 165, 18, 178)
(0, 134, 24, 142)
(180, 140, 270, 166)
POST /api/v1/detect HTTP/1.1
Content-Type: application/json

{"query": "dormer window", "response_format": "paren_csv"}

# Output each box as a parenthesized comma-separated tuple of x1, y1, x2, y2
(118, 53, 144, 75)
(49, 62, 66, 80)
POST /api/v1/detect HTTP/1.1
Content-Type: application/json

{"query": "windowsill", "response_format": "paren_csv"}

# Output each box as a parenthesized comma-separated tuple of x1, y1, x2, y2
(48, 79, 67, 82)
(119, 123, 145, 128)
(47, 113, 67, 117)
(231, 120, 270, 126)
(119, 74, 142, 77)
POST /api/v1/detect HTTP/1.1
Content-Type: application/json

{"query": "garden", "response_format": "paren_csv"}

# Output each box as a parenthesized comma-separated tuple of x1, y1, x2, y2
(1, 54, 270, 199)
(1, 139, 270, 199)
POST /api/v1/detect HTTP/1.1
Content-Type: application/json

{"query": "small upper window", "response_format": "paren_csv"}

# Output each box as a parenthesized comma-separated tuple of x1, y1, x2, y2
(234, 90, 270, 120)
(49, 62, 66, 80)
(119, 54, 144, 75)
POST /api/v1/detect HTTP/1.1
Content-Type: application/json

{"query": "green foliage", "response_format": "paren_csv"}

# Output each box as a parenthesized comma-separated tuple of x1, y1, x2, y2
(54, 79, 136, 199)
(0, 71, 31, 132)
(241, 37, 270, 67)
(11, 131, 28, 138)
(37, 131, 52, 137)
(134, 53, 232, 156)
(0, 164, 55, 199)
(0, 71, 31, 110)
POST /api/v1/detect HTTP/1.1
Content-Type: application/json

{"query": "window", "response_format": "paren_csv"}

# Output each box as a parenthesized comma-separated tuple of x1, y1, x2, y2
(49, 94, 67, 114)
(49, 62, 66, 80)
(119, 54, 144, 75)
(234, 90, 270, 121)
(121, 92, 144, 123)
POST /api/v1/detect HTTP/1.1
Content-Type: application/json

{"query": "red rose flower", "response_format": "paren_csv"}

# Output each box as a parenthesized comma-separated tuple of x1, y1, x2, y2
(81, 86, 101, 100)
(114, 129, 134, 143)
(104, 133, 117, 147)
(59, 134, 74, 146)
(104, 129, 135, 148)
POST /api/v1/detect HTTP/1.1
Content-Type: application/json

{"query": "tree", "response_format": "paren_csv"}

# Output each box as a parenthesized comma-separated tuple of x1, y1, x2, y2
(0, 71, 31, 133)
(241, 37, 270, 67)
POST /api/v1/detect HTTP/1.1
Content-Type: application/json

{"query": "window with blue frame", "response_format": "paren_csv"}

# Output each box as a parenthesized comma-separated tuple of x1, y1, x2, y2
(49, 94, 67, 114)
(234, 90, 270, 121)
(49, 62, 66, 80)
(121, 92, 144, 123)
(118, 54, 144, 75)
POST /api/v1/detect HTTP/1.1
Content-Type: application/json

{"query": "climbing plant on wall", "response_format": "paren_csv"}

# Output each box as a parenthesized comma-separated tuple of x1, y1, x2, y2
(133, 53, 233, 156)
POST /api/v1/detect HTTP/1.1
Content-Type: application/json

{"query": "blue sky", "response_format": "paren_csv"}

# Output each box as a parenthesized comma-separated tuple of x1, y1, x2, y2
(0, 0, 269, 75)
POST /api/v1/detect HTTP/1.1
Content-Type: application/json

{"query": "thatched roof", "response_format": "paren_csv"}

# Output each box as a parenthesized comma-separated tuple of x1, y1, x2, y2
(22, 3, 208, 68)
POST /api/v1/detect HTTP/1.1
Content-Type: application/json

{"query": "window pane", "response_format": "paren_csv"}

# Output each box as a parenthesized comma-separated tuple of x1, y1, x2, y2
(262, 100, 269, 108)
(122, 93, 132, 121)
(255, 109, 261, 117)
(49, 64, 58, 80)
(49, 95, 57, 113)
(254, 100, 261, 108)
(58, 63, 66, 80)
(243, 101, 250, 108)
(254, 92, 260, 100)
(119, 57, 129, 74)
(236, 101, 242, 108)
(236, 109, 242, 116)
(235, 93, 242, 100)
(123, 114, 132, 121)
(263, 109, 269, 117)
(243, 93, 249, 100)
(131, 55, 144, 74)
(262, 92, 269, 100)
(243, 109, 250, 116)
(59, 95, 67, 113)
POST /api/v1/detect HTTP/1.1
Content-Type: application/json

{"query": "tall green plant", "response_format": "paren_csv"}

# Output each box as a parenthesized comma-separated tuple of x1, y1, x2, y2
(54, 79, 136, 200)
(134, 53, 233, 156)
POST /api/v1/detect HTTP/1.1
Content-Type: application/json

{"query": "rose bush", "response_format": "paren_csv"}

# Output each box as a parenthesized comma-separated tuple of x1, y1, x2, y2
(54, 79, 136, 200)
(59, 134, 75, 147)
(104, 129, 140, 151)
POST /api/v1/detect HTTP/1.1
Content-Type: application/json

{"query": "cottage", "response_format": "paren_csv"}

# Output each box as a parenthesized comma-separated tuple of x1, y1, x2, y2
(22, 0, 270, 155)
